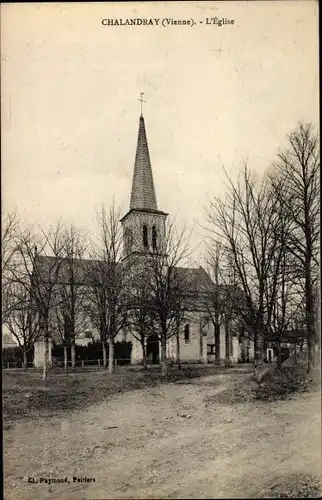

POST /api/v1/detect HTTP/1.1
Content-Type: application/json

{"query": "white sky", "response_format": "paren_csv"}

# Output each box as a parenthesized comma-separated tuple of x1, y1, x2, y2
(1, 1, 319, 263)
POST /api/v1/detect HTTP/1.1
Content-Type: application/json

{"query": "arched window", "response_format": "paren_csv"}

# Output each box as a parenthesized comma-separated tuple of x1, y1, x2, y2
(152, 225, 157, 251)
(184, 324, 190, 344)
(143, 224, 148, 248)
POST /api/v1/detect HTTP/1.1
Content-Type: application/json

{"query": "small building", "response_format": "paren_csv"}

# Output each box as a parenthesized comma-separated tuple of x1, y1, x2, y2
(266, 329, 307, 363)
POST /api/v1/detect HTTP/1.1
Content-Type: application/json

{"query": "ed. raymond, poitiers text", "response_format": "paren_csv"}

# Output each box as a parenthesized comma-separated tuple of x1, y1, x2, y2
(28, 477, 96, 485)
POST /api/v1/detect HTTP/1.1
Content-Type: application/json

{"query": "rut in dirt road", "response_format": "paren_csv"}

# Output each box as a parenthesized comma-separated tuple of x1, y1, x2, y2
(4, 373, 321, 500)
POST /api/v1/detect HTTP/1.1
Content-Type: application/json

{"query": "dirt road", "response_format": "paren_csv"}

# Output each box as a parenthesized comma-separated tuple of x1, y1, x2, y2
(4, 372, 321, 499)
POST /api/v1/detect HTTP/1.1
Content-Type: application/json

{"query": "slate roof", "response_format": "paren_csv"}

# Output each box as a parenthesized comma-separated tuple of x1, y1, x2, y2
(266, 328, 307, 345)
(282, 329, 306, 341)
(34, 255, 215, 293)
(174, 266, 215, 293)
(34, 255, 122, 286)
(130, 115, 158, 211)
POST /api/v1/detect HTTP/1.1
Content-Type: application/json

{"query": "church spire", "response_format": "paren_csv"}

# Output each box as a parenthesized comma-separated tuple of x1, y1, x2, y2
(130, 112, 158, 211)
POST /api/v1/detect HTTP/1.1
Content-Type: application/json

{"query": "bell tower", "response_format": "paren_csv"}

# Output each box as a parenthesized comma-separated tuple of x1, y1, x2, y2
(120, 105, 168, 265)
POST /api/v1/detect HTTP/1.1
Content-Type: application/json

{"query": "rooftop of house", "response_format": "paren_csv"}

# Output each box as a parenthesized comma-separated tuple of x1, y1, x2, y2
(282, 329, 307, 341)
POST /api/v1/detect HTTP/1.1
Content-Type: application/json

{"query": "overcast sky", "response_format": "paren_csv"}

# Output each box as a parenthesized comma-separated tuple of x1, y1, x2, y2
(1, 1, 319, 263)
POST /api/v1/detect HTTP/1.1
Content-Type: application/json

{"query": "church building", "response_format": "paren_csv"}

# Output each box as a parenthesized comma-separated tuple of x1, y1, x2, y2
(33, 110, 251, 367)
(118, 111, 240, 365)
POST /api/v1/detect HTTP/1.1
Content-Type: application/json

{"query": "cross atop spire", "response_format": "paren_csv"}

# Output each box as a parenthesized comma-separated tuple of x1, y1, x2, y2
(130, 113, 158, 211)
(138, 92, 145, 116)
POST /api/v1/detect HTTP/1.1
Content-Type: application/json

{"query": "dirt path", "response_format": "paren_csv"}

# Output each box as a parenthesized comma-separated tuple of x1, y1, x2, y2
(4, 373, 321, 499)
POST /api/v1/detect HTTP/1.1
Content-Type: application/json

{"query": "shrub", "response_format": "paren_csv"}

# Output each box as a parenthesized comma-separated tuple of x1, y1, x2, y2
(267, 473, 322, 498)
(2, 346, 34, 367)
(51, 341, 132, 364)
(254, 363, 320, 401)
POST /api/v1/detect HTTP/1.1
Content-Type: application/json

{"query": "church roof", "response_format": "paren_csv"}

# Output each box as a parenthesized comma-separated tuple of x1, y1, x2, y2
(174, 266, 215, 293)
(33, 255, 123, 286)
(34, 256, 215, 293)
(130, 115, 158, 211)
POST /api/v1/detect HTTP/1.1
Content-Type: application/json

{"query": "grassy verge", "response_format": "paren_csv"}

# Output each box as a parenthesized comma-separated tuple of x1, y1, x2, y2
(266, 473, 322, 498)
(4, 361, 318, 424)
(205, 361, 320, 406)
(3, 364, 223, 423)
(254, 361, 320, 402)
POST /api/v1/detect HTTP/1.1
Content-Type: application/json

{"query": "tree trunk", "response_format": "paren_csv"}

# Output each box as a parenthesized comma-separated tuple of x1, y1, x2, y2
(314, 327, 320, 365)
(142, 341, 148, 370)
(63, 345, 68, 371)
(229, 334, 233, 362)
(305, 262, 316, 373)
(23, 347, 28, 370)
(224, 318, 231, 368)
(214, 322, 221, 365)
(254, 326, 265, 382)
(307, 335, 313, 373)
(176, 331, 181, 371)
(108, 338, 114, 374)
(42, 334, 48, 381)
(71, 340, 76, 369)
(253, 304, 266, 378)
(276, 341, 282, 368)
(253, 333, 257, 363)
(315, 341, 321, 368)
(160, 336, 167, 377)
(199, 322, 204, 361)
(102, 341, 107, 368)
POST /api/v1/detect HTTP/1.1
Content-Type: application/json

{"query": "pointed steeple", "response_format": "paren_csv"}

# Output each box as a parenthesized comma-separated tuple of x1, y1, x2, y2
(130, 115, 158, 211)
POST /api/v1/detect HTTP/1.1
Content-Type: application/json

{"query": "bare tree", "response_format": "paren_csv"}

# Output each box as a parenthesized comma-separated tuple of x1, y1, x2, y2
(2, 210, 20, 323)
(2, 211, 19, 273)
(53, 225, 89, 369)
(172, 296, 189, 371)
(203, 242, 222, 365)
(206, 164, 289, 380)
(4, 282, 41, 369)
(202, 242, 241, 367)
(124, 269, 154, 370)
(86, 203, 127, 373)
(11, 221, 66, 380)
(268, 246, 305, 367)
(270, 123, 320, 372)
(132, 219, 191, 376)
(52, 305, 71, 371)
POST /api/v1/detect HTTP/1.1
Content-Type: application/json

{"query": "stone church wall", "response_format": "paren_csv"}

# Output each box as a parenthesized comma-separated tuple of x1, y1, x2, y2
(130, 335, 144, 364)
(30, 315, 249, 367)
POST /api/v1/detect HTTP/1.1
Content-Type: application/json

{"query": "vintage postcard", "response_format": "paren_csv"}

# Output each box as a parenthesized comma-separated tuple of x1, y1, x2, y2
(2, 1, 320, 499)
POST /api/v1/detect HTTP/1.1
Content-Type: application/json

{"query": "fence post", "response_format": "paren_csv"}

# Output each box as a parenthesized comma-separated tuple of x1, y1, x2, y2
(98, 359, 100, 367)
(7, 363, 10, 369)
(81, 360, 84, 368)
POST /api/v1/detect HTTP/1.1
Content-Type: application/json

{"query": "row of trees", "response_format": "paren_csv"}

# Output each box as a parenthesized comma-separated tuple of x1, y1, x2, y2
(2, 122, 320, 379)
(204, 122, 320, 376)
(2, 204, 196, 379)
